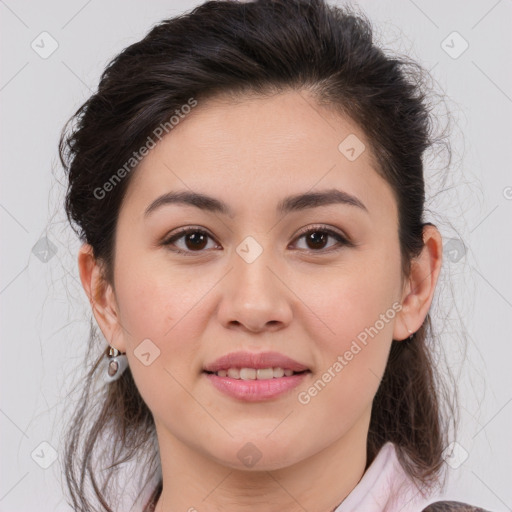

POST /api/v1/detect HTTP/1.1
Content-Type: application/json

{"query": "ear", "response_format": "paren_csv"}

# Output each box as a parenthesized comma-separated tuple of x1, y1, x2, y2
(393, 224, 443, 341)
(77, 243, 126, 352)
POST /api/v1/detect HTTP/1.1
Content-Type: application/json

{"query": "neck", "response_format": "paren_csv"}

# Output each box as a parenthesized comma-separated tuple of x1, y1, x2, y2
(153, 412, 370, 512)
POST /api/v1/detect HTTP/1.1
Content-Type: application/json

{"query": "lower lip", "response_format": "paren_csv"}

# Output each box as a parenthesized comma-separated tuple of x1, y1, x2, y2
(204, 372, 310, 402)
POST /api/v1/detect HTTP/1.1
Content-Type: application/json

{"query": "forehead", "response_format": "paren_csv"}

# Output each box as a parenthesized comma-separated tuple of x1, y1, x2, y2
(122, 90, 397, 222)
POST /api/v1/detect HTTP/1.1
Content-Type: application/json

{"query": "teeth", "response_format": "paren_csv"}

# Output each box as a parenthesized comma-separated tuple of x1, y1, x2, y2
(256, 368, 274, 380)
(240, 368, 257, 380)
(212, 367, 301, 379)
(227, 368, 240, 379)
(273, 367, 285, 378)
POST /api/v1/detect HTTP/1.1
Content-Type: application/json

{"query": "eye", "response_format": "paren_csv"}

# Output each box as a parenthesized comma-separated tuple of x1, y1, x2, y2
(162, 224, 353, 256)
(291, 225, 352, 253)
(162, 227, 220, 255)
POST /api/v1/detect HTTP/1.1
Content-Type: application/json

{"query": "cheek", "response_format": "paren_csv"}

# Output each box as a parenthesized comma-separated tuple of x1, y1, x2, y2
(296, 247, 402, 410)
(112, 254, 207, 394)
(113, 244, 215, 341)
(114, 265, 175, 340)
(307, 250, 401, 351)
(294, 306, 396, 442)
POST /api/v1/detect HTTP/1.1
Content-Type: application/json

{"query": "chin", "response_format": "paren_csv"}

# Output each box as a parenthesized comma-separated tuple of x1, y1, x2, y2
(207, 437, 307, 472)
(218, 454, 299, 472)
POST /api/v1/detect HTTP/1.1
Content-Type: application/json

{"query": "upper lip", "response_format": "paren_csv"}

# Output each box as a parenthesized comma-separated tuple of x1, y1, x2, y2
(203, 351, 310, 373)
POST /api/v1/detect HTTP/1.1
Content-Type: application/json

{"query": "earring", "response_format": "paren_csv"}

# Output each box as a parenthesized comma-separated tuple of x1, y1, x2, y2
(104, 345, 128, 383)
(403, 317, 415, 340)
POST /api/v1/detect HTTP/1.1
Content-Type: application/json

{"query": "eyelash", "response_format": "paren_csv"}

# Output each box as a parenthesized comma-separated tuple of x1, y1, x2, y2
(162, 225, 353, 256)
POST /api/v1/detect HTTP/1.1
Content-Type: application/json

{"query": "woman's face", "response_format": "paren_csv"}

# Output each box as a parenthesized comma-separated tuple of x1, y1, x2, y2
(107, 90, 407, 470)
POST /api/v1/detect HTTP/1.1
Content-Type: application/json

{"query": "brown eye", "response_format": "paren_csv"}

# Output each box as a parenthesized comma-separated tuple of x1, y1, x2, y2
(304, 231, 329, 250)
(162, 227, 220, 255)
(183, 231, 208, 250)
(292, 226, 352, 253)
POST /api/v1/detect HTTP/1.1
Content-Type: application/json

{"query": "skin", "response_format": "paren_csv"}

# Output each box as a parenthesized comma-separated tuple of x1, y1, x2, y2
(78, 89, 442, 512)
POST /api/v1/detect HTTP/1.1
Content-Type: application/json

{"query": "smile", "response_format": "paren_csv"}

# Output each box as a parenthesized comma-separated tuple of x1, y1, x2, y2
(203, 369, 310, 401)
(205, 367, 306, 379)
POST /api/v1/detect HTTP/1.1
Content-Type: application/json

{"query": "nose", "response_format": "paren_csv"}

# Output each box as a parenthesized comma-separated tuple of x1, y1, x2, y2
(216, 246, 293, 334)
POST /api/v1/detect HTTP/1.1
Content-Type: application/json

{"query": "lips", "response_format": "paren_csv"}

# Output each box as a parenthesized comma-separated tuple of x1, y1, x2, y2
(203, 351, 310, 373)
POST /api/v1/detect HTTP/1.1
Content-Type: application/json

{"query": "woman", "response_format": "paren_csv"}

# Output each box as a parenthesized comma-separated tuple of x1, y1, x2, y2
(59, 0, 490, 510)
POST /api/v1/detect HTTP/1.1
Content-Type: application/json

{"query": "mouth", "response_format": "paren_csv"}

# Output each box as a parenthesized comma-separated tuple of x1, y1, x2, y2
(203, 367, 310, 379)
(203, 368, 311, 401)
(203, 350, 310, 374)
(202, 351, 311, 401)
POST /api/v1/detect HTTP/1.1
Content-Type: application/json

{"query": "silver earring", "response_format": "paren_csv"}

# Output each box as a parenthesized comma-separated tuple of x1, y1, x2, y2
(407, 328, 414, 340)
(104, 345, 128, 383)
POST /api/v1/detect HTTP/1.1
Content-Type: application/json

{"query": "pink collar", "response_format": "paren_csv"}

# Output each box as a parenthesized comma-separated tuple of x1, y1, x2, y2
(335, 443, 433, 512)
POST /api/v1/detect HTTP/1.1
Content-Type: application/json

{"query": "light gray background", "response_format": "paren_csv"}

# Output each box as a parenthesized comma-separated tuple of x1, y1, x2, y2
(1, 1, 511, 511)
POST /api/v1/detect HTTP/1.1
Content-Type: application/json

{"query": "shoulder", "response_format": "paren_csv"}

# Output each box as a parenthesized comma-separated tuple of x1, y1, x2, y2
(421, 501, 491, 512)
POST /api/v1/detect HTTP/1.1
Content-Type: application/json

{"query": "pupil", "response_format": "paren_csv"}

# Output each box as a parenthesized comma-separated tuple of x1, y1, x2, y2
(308, 232, 326, 249)
(186, 232, 207, 250)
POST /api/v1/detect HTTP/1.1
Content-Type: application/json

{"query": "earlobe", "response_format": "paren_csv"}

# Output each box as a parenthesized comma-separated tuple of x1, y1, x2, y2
(393, 224, 443, 341)
(77, 244, 125, 351)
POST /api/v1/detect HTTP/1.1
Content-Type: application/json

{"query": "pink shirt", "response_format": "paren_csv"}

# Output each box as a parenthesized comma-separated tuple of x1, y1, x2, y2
(335, 442, 434, 512)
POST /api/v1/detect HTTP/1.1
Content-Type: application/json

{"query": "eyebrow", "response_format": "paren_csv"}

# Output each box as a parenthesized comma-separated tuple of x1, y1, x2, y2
(144, 188, 368, 218)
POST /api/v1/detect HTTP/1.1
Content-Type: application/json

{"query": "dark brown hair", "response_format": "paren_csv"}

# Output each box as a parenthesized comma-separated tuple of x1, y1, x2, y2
(59, 1, 454, 510)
